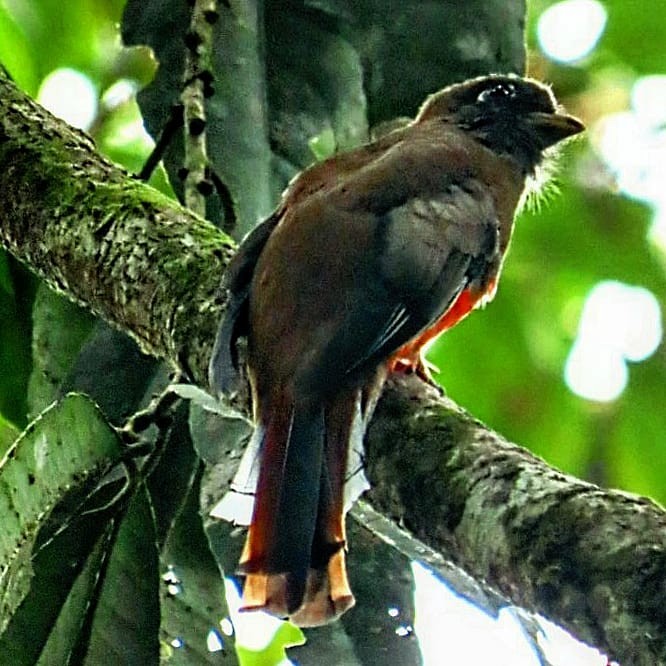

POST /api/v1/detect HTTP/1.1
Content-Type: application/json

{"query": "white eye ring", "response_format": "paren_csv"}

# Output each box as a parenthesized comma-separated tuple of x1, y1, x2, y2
(477, 82, 516, 103)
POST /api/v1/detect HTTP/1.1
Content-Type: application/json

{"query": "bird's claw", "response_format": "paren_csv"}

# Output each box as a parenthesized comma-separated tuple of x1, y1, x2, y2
(388, 353, 441, 388)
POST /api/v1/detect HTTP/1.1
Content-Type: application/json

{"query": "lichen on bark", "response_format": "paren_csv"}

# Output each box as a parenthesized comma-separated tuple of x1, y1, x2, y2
(0, 69, 234, 383)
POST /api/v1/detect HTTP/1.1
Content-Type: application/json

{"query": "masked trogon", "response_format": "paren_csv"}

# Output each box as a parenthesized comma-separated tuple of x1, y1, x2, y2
(209, 74, 583, 626)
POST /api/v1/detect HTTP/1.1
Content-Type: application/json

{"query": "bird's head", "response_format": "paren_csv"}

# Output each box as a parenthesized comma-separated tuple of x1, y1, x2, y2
(416, 74, 584, 175)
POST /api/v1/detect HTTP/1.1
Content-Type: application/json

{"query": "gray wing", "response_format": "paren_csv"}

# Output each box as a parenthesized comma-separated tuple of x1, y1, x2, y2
(318, 180, 501, 384)
(377, 180, 500, 320)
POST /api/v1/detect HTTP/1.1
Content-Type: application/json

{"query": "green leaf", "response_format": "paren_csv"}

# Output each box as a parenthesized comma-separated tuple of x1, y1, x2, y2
(82, 485, 160, 665)
(32, 519, 117, 666)
(0, 4, 38, 94)
(0, 251, 13, 297)
(158, 471, 235, 665)
(0, 393, 125, 642)
(236, 622, 305, 666)
(308, 128, 337, 161)
(146, 402, 200, 548)
(28, 285, 95, 419)
(0, 413, 18, 459)
(59, 323, 163, 426)
(0, 256, 34, 428)
(185, 395, 252, 468)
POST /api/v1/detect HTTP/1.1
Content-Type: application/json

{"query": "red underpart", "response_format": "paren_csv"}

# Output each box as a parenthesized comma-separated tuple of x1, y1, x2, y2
(389, 280, 496, 376)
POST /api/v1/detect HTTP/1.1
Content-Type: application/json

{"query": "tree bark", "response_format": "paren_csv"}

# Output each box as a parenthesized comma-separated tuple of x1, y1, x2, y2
(1, 68, 664, 665)
(0, 67, 233, 382)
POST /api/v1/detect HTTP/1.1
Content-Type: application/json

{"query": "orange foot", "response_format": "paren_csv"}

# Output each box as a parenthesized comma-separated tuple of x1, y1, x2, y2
(388, 285, 491, 387)
(388, 350, 440, 387)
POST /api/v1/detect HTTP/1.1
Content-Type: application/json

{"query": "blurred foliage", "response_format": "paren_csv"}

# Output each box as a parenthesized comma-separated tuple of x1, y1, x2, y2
(0, 0, 665, 663)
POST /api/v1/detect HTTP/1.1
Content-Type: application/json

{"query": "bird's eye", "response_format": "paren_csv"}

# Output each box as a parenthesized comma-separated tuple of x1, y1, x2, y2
(476, 83, 517, 104)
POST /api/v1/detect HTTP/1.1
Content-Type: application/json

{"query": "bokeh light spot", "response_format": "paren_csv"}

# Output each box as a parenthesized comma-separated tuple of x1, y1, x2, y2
(631, 75, 666, 128)
(102, 78, 138, 111)
(594, 87, 666, 252)
(37, 67, 98, 130)
(537, 0, 607, 64)
(206, 628, 224, 652)
(565, 339, 628, 402)
(411, 562, 611, 664)
(564, 281, 662, 402)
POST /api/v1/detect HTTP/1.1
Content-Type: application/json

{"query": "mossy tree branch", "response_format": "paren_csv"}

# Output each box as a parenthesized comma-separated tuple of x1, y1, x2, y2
(1, 69, 664, 665)
(0, 68, 234, 383)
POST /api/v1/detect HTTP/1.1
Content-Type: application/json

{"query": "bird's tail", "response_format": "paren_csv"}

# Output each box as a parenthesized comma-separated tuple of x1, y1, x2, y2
(213, 387, 372, 626)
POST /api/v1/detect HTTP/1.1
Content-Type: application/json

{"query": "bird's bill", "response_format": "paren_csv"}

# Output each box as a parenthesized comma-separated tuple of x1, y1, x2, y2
(527, 110, 585, 145)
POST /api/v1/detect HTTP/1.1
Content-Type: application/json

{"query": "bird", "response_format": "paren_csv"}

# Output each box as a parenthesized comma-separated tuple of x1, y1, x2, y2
(208, 74, 583, 627)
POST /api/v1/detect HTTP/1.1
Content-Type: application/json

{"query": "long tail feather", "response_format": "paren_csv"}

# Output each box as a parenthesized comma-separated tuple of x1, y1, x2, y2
(270, 405, 326, 607)
(238, 397, 327, 616)
(212, 385, 378, 625)
(287, 387, 368, 626)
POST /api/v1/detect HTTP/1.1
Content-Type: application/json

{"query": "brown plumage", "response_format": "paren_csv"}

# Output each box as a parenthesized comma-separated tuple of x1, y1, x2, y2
(209, 74, 583, 626)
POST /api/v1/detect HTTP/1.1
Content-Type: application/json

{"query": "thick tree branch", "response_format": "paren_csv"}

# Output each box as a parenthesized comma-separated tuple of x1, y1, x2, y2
(0, 68, 234, 383)
(368, 376, 665, 665)
(1, 69, 664, 665)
